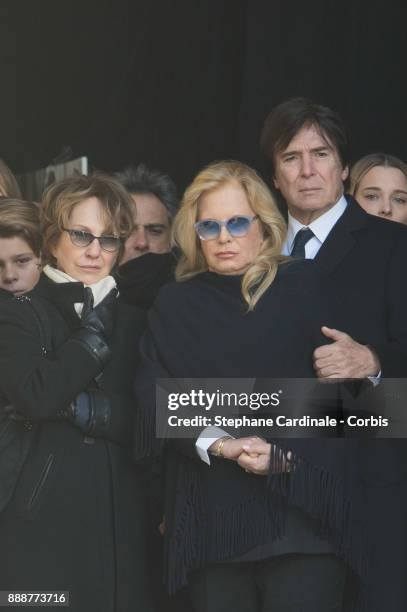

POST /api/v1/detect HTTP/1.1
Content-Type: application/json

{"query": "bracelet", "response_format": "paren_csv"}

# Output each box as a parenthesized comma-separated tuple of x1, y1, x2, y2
(212, 436, 228, 458)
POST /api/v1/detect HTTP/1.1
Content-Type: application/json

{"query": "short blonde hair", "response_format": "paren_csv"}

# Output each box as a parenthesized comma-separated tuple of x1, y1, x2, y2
(0, 198, 41, 255)
(41, 172, 135, 266)
(350, 153, 407, 196)
(0, 159, 22, 199)
(173, 160, 287, 310)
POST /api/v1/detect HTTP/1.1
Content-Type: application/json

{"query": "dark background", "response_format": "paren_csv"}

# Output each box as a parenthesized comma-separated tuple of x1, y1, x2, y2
(1, 0, 406, 193)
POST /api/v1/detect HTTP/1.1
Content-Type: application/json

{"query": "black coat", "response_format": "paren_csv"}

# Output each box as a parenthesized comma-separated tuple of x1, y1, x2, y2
(314, 195, 407, 377)
(313, 196, 407, 612)
(0, 275, 155, 612)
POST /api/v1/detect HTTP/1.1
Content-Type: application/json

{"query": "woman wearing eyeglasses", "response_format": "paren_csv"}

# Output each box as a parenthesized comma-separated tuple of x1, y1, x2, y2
(134, 160, 363, 612)
(0, 174, 155, 611)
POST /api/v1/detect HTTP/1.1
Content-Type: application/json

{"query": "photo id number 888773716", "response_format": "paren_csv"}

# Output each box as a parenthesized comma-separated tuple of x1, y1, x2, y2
(0, 592, 69, 607)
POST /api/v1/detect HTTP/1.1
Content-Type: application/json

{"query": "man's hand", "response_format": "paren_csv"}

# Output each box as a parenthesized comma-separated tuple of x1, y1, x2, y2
(313, 326, 381, 379)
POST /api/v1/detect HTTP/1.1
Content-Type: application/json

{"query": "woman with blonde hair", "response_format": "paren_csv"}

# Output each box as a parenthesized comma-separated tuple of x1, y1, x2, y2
(0, 198, 41, 295)
(173, 160, 286, 309)
(0, 158, 22, 198)
(350, 153, 407, 224)
(135, 160, 361, 611)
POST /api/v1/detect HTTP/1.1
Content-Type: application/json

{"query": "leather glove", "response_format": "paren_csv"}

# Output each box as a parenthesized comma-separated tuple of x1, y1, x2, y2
(69, 287, 118, 368)
(70, 389, 111, 438)
(80, 287, 118, 339)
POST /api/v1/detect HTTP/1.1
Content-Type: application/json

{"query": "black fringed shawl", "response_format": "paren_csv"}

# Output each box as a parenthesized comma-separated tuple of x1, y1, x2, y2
(134, 260, 366, 593)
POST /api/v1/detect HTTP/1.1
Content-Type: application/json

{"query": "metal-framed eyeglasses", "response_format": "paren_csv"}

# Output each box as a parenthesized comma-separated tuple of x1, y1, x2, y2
(61, 228, 122, 252)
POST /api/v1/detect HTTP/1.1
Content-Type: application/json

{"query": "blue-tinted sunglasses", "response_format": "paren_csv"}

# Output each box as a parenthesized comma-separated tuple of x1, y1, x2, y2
(194, 215, 259, 240)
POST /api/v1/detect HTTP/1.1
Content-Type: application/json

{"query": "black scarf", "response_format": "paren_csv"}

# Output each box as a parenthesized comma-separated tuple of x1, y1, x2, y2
(115, 251, 176, 310)
(134, 260, 365, 592)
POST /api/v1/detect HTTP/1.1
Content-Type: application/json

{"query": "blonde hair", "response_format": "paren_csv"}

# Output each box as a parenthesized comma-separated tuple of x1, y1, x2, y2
(350, 153, 407, 196)
(0, 198, 41, 255)
(41, 172, 135, 265)
(173, 160, 287, 310)
(0, 159, 22, 199)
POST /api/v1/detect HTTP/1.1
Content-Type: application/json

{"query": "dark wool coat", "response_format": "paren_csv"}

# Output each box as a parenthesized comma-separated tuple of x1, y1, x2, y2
(0, 275, 155, 612)
(312, 197, 407, 612)
(313, 196, 407, 378)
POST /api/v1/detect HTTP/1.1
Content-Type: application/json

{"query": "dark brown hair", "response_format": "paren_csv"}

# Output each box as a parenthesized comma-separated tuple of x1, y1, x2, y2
(260, 97, 350, 177)
(0, 198, 41, 255)
(115, 163, 179, 220)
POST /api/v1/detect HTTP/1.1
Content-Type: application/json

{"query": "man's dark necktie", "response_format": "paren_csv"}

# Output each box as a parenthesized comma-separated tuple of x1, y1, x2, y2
(290, 228, 314, 259)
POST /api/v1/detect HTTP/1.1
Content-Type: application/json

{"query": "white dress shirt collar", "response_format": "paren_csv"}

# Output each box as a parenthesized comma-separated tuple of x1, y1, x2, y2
(284, 195, 348, 256)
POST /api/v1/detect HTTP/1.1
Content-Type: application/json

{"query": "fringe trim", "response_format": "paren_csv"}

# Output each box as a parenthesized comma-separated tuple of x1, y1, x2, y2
(165, 446, 367, 599)
(133, 379, 164, 461)
(165, 460, 281, 594)
(268, 443, 368, 581)
(165, 460, 205, 593)
(133, 411, 161, 460)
